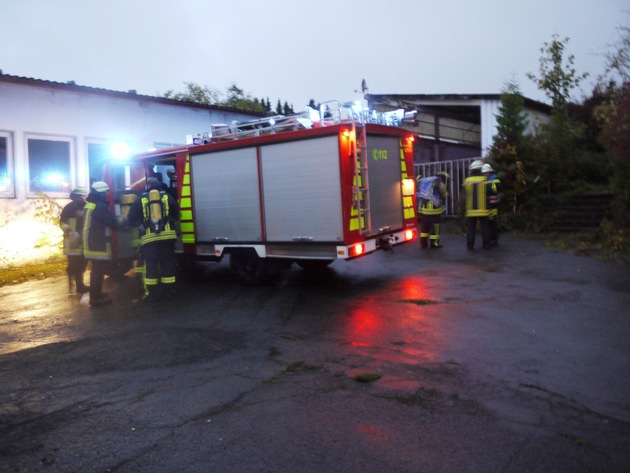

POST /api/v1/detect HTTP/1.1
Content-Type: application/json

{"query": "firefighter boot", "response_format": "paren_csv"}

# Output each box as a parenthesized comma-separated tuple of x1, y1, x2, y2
(74, 273, 90, 294)
(67, 268, 73, 293)
(143, 284, 160, 303)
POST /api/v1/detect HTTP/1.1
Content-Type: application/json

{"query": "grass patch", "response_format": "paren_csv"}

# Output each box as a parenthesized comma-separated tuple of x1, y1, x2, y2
(545, 227, 630, 266)
(0, 257, 66, 288)
(398, 299, 439, 306)
(353, 372, 381, 383)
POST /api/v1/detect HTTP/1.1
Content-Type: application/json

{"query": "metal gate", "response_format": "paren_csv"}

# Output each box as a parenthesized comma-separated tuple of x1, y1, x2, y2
(414, 158, 479, 216)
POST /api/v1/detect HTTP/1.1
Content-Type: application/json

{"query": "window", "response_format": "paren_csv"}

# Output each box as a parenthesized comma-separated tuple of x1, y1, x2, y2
(0, 131, 14, 197)
(27, 135, 73, 196)
(87, 142, 110, 183)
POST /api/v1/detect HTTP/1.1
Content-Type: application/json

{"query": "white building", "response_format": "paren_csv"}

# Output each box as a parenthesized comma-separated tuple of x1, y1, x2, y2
(0, 73, 261, 265)
(367, 93, 550, 162)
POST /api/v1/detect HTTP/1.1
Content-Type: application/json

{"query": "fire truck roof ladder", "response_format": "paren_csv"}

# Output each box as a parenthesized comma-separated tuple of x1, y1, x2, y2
(186, 101, 417, 146)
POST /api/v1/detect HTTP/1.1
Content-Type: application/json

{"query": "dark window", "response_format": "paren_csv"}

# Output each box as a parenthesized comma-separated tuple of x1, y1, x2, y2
(0, 135, 9, 193)
(27, 138, 71, 194)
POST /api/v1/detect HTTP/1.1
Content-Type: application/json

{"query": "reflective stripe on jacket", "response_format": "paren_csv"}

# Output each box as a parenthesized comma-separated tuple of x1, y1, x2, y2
(60, 200, 86, 256)
(463, 175, 490, 217)
(487, 173, 501, 217)
(139, 193, 177, 245)
(419, 180, 447, 216)
(82, 198, 119, 260)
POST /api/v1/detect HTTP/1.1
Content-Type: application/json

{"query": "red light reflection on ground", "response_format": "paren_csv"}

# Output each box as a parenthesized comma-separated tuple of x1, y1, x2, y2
(344, 275, 443, 362)
(349, 309, 382, 347)
(399, 276, 433, 303)
(357, 422, 392, 443)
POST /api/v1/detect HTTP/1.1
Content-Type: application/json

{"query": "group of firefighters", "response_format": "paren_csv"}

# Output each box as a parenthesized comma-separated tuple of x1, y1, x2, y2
(417, 159, 502, 250)
(59, 175, 180, 307)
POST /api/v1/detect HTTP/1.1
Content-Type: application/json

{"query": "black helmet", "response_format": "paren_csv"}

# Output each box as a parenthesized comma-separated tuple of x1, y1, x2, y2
(146, 177, 160, 190)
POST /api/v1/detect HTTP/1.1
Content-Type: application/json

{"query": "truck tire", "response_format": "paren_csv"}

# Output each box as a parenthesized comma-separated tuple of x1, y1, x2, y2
(230, 249, 269, 285)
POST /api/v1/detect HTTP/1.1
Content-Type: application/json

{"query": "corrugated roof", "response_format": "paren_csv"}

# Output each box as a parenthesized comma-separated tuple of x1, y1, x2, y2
(0, 71, 265, 117)
(367, 93, 551, 114)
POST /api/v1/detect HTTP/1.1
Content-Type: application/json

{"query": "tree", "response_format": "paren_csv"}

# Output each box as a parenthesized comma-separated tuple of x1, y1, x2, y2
(222, 83, 264, 112)
(275, 99, 283, 115)
(162, 82, 221, 105)
(527, 34, 588, 111)
(486, 81, 534, 216)
(161, 83, 292, 114)
(596, 25, 630, 228)
(527, 35, 588, 194)
(282, 101, 294, 115)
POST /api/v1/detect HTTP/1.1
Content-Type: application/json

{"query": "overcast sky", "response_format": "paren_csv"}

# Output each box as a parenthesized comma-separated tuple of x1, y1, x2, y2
(1, 0, 628, 110)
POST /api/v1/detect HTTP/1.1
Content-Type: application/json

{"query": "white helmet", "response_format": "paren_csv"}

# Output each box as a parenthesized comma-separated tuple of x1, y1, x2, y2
(481, 163, 494, 173)
(469, 160, 484, 171)
(91, 181, 110, 193)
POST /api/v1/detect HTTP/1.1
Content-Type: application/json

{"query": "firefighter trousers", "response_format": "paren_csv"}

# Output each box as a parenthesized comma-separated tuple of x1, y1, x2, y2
(66, 254, 88, 292)
(142, 240, 176, 298)
(419, 213, 443, 248)
(466, 217, 491, 249)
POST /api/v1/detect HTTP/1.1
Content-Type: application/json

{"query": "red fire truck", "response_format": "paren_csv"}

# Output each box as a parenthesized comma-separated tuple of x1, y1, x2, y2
(104, 102, 418, 284)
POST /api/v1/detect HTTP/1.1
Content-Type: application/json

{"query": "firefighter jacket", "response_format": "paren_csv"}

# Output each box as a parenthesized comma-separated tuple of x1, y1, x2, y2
(418, 178, 448, 216)
(82, 193, 120, 260)
(487, 173, 502, 217)
(60, 199, 86, 256)
(128, 190, 180, 246)
(462, 174, 491, 218)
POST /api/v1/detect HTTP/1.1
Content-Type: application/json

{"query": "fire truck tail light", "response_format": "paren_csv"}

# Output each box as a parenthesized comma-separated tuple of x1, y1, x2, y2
(407, 135, 415, 143)
(342, 129, 350, 138)
(349, 244, 365, 257)
(405, 229, 415, 241)
(402, 178, 415, 196)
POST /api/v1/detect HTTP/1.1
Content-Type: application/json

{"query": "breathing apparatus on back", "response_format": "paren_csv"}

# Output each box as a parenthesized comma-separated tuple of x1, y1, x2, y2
(145, 177, 165, 234)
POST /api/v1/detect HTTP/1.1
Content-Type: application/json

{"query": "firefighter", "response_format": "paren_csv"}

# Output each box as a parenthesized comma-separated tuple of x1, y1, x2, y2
(166, 167, 177, 200)
(127, 177, 180, 302)
(82, 181, 122, 306)
(462, 160, 491, 250)
(482, 163, 502, 247)
(59, 186, 89, 293)
(417, 171, 449, 249)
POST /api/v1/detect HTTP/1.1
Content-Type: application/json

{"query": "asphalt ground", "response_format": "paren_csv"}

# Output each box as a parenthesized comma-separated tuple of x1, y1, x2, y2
(0, 234, 629, 472)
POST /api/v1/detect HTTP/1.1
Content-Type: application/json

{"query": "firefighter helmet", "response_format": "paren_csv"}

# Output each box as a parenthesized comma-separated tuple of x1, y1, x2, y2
(146, 177, 161, 190)
(482, 163, 494, 173)
(91, 181, 109, 193)
(469, 160, 484, 171)
(436, 171, 450, 179)
(70, 186, 88, 198)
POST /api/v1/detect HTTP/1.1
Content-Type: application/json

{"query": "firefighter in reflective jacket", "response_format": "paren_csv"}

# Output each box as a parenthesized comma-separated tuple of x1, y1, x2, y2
(417, 171, 449, 249)
(83, 181, 122, 306)
(60, 186, 89, 294)
(482, 163, 502, 247)
(127, 177, 180, 302)
(462, 160, 491, 250)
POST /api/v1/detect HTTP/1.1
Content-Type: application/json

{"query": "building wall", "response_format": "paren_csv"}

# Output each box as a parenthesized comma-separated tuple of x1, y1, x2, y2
(368, 94, 551, 162)
(0, 78, 259, 265)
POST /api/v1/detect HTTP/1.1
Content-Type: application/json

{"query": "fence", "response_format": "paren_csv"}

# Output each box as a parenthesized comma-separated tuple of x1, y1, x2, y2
(414, 158, 479, 216)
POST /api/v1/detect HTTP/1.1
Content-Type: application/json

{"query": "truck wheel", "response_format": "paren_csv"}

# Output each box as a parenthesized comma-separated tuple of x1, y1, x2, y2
(296, 259, 334, 272)
(230, 249, 269, 285)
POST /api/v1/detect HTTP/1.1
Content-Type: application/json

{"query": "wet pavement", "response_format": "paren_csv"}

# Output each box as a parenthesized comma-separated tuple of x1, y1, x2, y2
(1, 234, 629, 472)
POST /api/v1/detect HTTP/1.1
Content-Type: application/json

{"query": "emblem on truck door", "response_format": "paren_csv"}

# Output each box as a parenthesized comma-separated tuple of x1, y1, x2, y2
(372, 148, 389, 161)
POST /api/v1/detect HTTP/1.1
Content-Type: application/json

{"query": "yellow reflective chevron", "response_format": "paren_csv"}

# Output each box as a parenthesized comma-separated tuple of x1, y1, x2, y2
(179, 154, 196, 244)
(400, 140, 416, 219)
